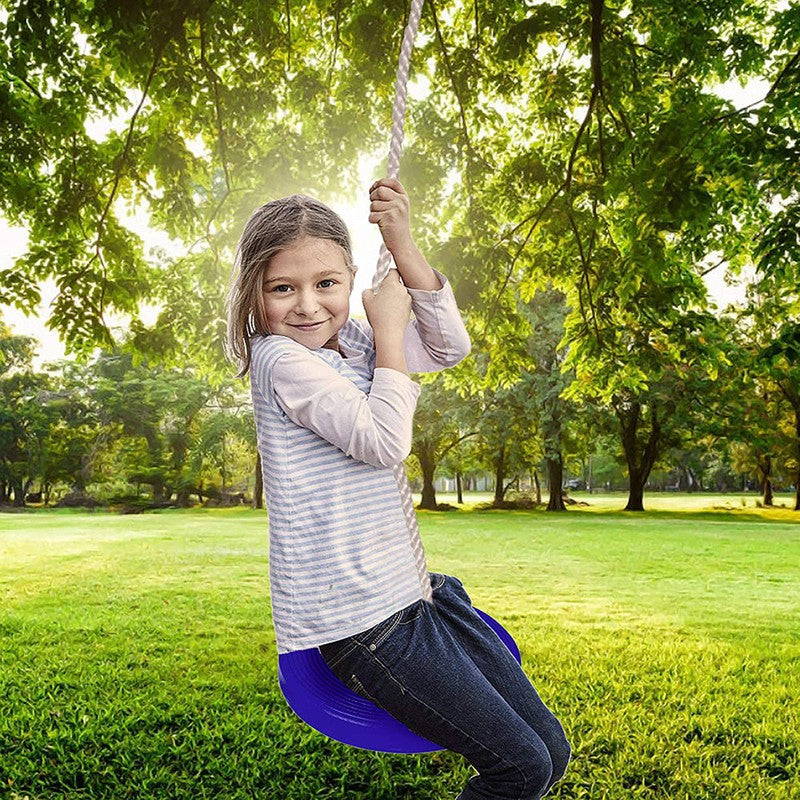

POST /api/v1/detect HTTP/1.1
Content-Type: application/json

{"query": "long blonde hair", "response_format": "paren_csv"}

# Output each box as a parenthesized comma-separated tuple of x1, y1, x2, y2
(225, 195, 356, 377)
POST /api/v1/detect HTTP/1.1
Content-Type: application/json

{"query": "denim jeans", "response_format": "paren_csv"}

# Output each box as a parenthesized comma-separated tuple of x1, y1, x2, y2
(318, 573, 571, 800)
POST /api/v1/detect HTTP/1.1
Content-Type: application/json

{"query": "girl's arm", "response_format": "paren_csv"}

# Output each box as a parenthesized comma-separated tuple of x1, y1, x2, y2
(356, 267, 471, 374)
(263, 342, 420, 469)
(368, 181, 471, 373)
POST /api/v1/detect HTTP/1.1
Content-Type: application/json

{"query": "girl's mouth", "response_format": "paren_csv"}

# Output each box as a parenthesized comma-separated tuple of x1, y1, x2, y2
(291, 321, 327, 330)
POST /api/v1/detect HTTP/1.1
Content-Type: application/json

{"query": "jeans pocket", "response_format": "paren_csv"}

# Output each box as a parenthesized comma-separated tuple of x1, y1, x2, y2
(318, 636, 359, 672)
(429, 572, 447, 591)
(346, 671, 380, 705)
(357, 600, 426, 652)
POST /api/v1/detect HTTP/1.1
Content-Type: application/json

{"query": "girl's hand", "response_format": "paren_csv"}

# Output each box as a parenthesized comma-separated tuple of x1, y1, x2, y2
(368, 178, 415, 256)
(361, 268, 412, 335)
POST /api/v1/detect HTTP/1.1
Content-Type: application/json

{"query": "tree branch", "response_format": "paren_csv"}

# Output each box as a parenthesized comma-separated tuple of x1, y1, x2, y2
(326, 0, 343, 93)
(199, 15, 232, 260)
(568, 208, 602, 342)
(698, 47, 800, 131)
(437, 429, 480, 460)
(6, 70, 43, 99)
(699, 254, 727, 276)
(285, 0, 292, 72)
(473, 0, 606, 347)
(87, 42, 164, 324)
(429, 0, 491, 177)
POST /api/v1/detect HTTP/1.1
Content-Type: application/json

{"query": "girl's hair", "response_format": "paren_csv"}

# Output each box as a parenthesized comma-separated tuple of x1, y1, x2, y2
(225, 194, 356, 377)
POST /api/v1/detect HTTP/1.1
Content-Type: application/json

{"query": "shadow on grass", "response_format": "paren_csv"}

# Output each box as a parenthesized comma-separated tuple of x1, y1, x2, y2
(415, 502, 798, 526)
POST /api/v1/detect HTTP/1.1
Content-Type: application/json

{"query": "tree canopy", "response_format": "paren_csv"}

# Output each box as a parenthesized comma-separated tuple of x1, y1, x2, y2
(2, 0, 798, 510)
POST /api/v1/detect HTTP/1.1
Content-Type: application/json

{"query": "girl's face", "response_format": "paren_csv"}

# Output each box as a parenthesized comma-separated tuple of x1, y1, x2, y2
(261, 236, 354, 352)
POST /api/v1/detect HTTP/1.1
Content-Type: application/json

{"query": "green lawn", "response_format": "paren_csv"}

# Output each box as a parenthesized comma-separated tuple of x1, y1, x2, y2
(1, 502, 798, 799)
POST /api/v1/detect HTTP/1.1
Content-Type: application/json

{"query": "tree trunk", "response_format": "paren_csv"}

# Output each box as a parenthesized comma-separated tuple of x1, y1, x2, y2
(11, 479, 25, 507)
(626, 469, 646, 511)
(418, 444, 438, 510)
(73, 470, 87, 493)
(619, 400, 661, 512)
(79, 424, 109, 491)
(493, 443, 507, 506)
(546, 453, 566, 511)
(456, 471, 463, 504)
(253, 451, 263, 509)
(794, 473, 799, 512)
(533, 470, 541, 505)
(758, 455, 774, 506)
(794, 412, 800, 512)
(221, 434, 227, 492)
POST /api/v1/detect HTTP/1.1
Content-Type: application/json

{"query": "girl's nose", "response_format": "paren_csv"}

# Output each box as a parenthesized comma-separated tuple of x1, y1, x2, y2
(295, 290, 321, 315)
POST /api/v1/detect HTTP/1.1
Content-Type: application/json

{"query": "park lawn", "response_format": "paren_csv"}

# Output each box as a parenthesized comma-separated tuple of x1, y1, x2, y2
(0, 505, 798, 800)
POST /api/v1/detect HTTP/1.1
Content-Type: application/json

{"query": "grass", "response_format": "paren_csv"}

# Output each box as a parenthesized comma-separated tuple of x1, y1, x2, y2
(1, 498, 798, 799)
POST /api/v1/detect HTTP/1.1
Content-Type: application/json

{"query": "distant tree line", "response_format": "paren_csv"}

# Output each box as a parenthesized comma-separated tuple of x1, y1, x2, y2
(2, 308, 796, 512)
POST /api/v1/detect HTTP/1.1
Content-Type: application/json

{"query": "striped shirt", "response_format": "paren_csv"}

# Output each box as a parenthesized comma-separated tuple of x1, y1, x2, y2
(249, 267, 471, 653)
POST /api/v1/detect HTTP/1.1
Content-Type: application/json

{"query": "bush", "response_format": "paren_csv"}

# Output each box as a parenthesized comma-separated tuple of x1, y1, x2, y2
(54, 492, 102, 508)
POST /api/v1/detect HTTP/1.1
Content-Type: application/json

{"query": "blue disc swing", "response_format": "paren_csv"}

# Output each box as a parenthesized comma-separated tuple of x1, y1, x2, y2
(276, 0, 522, 754)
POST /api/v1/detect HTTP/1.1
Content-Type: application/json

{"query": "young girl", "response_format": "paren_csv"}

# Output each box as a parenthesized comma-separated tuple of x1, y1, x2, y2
(226, 179, 571, 799)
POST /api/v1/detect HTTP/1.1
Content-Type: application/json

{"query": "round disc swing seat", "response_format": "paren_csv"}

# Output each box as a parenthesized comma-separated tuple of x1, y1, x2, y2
(278, 606, 522, 753)
(276, 0, 522, 753)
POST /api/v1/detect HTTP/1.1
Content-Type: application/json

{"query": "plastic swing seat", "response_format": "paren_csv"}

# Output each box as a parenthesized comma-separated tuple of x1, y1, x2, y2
(277, 606, 522, 753)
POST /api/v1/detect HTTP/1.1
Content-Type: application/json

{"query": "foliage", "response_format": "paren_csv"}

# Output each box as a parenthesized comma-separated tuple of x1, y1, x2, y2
(2, 0, 799, 511)
(0, 0, 404, 363)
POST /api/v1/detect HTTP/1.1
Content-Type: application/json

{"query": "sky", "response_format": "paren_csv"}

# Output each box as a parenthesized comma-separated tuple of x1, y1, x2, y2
(0, 77, 768, 367)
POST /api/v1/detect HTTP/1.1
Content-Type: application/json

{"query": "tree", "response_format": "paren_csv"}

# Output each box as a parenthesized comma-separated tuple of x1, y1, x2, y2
(518, 286, 576, 510)
(0, 324, 53, 505)
(411, 373, 478, 510)
(1, 0, 414, 361)
(4, 1, 799, 508)
(408, 0, 797, 511)
(38, 360, 112, 500)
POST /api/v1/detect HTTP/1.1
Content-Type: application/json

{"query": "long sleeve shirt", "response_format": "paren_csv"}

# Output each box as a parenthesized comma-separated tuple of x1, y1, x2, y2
(249, 267, 471, 653)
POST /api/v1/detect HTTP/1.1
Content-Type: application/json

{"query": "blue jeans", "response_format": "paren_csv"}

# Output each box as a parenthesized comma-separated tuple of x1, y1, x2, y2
(318, 573, 571, 799)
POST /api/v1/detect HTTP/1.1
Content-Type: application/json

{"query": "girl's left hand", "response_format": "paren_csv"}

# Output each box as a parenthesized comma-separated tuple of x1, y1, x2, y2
(368, 178, 415, 256)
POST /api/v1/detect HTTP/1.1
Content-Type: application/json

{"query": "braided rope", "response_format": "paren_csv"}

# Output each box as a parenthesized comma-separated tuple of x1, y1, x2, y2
(371, 0, 425, 295)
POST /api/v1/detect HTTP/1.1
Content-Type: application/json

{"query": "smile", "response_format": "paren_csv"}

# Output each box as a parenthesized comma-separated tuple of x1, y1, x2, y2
(290, 321, 327, 330)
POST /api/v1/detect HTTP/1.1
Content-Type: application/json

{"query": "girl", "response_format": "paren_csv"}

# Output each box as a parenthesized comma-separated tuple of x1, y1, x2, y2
(226, 179, 571, 800)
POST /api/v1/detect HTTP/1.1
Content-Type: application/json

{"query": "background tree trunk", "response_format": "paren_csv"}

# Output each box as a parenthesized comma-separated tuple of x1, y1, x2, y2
(626, 469, 646, 511)
(493, 443, 507, 506)
(11, 479, 25, 507)
(619, 401, 661, 511)
(418, 445, 438, 510)
(253, 452, 263, 509)
(758, 455, 774, 506)
(546, 453, 566, 511)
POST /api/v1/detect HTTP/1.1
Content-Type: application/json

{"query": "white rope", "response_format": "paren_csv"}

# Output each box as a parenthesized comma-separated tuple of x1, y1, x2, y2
(371, 0, 425, 295)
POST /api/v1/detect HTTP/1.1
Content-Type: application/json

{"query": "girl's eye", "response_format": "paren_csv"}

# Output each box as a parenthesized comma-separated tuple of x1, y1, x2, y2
(270, 279, 337, 293)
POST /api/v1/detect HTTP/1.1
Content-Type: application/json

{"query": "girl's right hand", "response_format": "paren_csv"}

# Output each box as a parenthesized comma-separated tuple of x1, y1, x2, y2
(362, 269, 412, 335)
